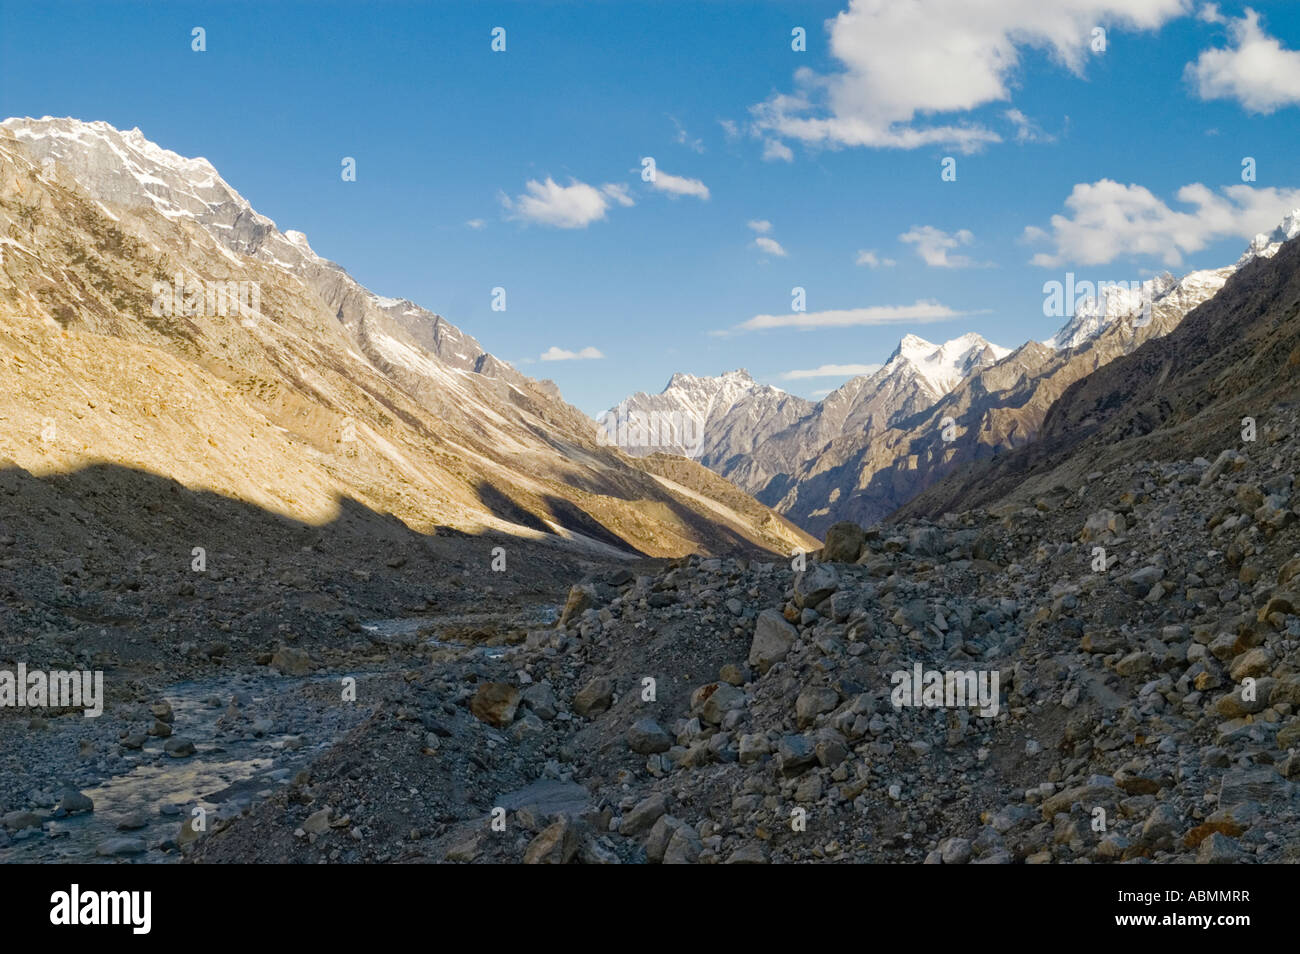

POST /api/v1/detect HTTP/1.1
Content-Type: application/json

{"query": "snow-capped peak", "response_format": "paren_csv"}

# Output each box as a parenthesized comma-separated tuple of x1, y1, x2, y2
(0, 116, 325, 272)
(1238, 208, 1300, 267)
(1045, 208, 1300, 351)
(887, 332, 1010, 395)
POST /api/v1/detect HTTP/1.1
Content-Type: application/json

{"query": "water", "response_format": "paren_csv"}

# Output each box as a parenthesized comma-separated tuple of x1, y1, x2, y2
(1, 671, 371, 863)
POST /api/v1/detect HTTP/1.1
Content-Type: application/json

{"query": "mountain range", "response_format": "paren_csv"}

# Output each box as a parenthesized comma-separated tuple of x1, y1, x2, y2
(608, 211, 1300, 535)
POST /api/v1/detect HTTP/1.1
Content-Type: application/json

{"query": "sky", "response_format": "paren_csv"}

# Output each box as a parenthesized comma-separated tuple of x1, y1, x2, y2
(3, 0, 1300, 416)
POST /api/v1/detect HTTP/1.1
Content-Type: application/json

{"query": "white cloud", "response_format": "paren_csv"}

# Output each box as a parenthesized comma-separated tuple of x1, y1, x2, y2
(719, 119, 741, 140)
(855, 249, 896, 268)
(749, 0, 1187, 152)
(781, 363, 883, 380)
(748, 219, 773, 234)
(602, 183, 636, 207)
(650, 170, 710, 199)
(1025, 178, 1300, 267)
(720, 300, 968, 334)
(1005, 108, 1054, 143)
(900, 226, 986, 268)
(501, 177, 630, 228)
(762, 139, 795, 162)
(753, 236, 788, 257)
(670, 116, 705, 153)
(1186, 8, 1300, 113)
(540, 346, 605, 361)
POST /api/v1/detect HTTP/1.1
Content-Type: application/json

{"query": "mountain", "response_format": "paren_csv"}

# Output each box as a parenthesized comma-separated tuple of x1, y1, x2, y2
(0, 117, 816, 558)
(604, 331, 1009, 524)
(609, 214, 1297, 537)
(896, 214, 1300, 520)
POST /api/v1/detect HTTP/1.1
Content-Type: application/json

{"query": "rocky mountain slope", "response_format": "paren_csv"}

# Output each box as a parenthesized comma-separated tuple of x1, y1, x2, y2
(0, 117, 814, 559)
(608, 218, 1297, 538)
(182, 392, 1300, 863)
(770, 218, 1298, 535)
(898, 216, 1300, 522)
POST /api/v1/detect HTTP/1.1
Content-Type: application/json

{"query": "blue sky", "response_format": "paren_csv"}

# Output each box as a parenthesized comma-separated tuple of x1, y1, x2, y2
(3, 0, 1300, 415)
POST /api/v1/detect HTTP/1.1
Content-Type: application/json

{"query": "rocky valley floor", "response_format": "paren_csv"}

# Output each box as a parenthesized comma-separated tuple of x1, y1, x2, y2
(5, 403, 1300, 864)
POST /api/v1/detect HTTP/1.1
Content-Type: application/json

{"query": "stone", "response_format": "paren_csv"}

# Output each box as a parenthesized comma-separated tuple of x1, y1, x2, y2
(303, 808, 332, 834)
(626, 718, 672, 755)
(620, 793, 667, 836)
(776, 734, 817, 777)
(573, 676, 614, 717)
(794, 563, 839, 608)
(749, 609, 798, 674)
(95, 837, 146, 856)
(821, 522, 866, 563)
(2, 810, 42, 830)
(163, 738, 196, 757)
(559, 584, 596, 626)
(520, 682, 557, 720)
(696, 682, 745, 725)
(795, 686, 839, 728)
(470, 682, 522, 726)
(523, 819, 580, 864)
(59, 789, 94, 814)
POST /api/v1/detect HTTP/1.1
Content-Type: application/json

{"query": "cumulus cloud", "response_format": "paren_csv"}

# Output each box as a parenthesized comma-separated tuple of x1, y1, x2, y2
(1186, 8, 1300, 113)
(540, 346, 605, 361)
(780, 363, 883, 380)
(749, 0, 1187, 152)
(900, 226, 986, 268)
(501, 177, 632, 228)
(465, 218, 486, 230)
(719, 300, 968, 334)
(650, 170, 710, 199)
(1024, 179, 1300, 267)
(855, 249, 896, 268)
(753, 236, 788, 257)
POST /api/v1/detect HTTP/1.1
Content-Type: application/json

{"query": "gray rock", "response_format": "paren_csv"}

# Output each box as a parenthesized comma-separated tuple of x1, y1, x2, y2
(620, 793, 667, 836)
(626, 718, 672, 754)
(59, 790, 94, 814)
(794, 563, 839, 608)
(749, 609, 797, 674)
(95, 837, 146, 856)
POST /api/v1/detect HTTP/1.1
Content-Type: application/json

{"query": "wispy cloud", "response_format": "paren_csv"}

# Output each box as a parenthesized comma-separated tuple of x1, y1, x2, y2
(466, 218, 486, 230)
(717, 300, 969, 335)
(540, 345, 606, 361)
(651, 170, 710, 200)
(748, 219, 786, 257)
(780, 362, 883, 380)
(670, 115, 705, 153)
(855, 249, 896, 268)
(1004, 108, 1054, 143)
